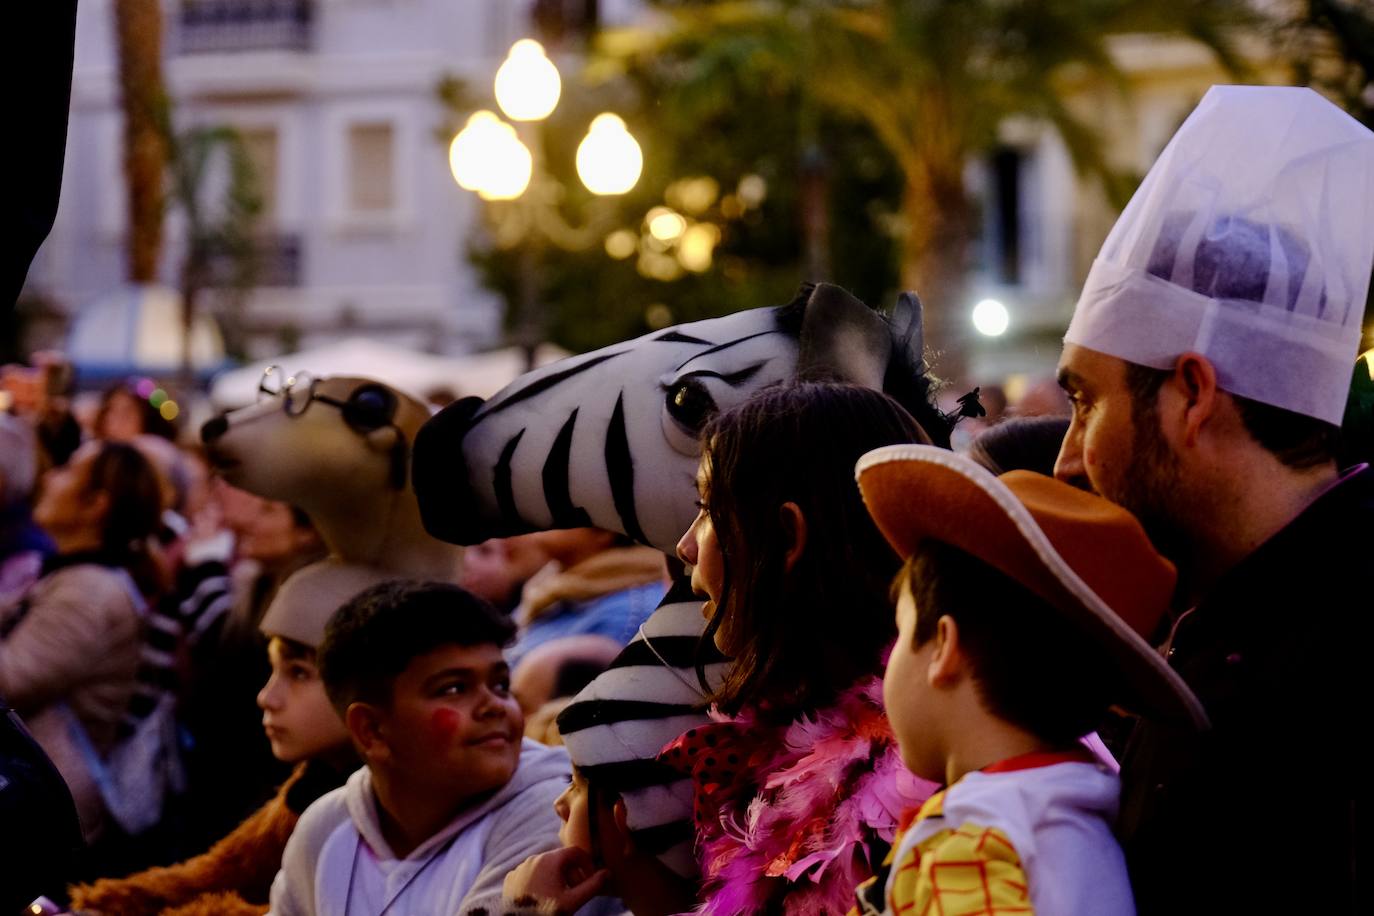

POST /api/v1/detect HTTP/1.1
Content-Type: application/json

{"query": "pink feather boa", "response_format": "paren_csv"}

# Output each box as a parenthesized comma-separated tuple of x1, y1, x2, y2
(691, 676, 938, 915)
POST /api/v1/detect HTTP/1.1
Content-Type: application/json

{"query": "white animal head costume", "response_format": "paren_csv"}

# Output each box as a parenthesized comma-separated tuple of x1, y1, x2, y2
(413, 282, 951, 554)
(412, 282, 956, 877)
(201, 374, 462, 645)
(1066, 85, 1374, 425)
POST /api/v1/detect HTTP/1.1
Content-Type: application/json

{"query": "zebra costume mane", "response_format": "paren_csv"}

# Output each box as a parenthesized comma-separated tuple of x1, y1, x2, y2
(412, 282, 952, 878)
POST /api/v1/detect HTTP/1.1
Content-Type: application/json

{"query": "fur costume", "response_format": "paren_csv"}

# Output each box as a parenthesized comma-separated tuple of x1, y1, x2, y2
(661, 677, 938, 915)
(68, 758, 348, 915)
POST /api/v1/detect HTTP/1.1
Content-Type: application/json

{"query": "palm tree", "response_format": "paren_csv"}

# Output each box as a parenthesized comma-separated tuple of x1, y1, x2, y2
(604, 0, 1252, 363)
(166, 125, 264, 377)
(113, 0, 168, 284)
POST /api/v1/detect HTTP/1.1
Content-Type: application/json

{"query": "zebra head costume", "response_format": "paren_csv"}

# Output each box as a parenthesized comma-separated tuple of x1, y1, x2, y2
(413, 282, 949, 554)
(411, 282, 951, 878)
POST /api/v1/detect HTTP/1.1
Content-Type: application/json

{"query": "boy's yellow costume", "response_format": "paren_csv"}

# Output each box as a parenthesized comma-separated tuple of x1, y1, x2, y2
(851, 445, 1209, 915)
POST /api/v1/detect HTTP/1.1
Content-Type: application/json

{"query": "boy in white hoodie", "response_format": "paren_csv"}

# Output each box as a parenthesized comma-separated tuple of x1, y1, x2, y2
(268, 580, 570, 916)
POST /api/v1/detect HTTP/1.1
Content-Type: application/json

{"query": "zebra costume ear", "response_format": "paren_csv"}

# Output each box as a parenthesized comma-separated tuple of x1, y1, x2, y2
(891, 290, 926, 369)
(797, 283, 895, 389)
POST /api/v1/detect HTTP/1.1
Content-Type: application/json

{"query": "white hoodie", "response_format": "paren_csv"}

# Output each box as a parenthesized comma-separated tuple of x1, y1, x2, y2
(885, 760, 1134, 915)
(269, 739, 570, 916)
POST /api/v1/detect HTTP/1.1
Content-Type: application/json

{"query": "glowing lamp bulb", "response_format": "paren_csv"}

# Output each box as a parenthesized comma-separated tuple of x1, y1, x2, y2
(576, 114, 643, 196)
(494, 39, 561, 122)
(449, 111, 532, 200)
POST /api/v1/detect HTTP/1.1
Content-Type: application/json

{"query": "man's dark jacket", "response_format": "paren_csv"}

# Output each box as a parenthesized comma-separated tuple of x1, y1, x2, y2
(1119, 464, 1374, 914)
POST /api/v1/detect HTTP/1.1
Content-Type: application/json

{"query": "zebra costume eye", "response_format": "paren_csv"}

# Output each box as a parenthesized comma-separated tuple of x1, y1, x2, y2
(665, 378, 717, 433)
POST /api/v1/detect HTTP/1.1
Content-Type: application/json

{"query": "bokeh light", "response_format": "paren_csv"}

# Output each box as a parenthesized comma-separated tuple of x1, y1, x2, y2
(737, 174, 768, 208)
(450, 111, 527, 195)
(645, 303, 674, 329)
(646, 207, 687, 243)
(677, 223, 721, 272)
(667, 176, 720, 215)
(604, 229, 637, 260)
(494, 39, 561, 122)
(576, 114, 642, 196)
(971, 298, 1011, 337)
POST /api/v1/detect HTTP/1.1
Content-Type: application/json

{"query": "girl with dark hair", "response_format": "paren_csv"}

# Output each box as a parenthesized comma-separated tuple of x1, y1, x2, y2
(669, 381, 941, 915)
(94, 379, 178, 443)
(0, 441, 166, 843)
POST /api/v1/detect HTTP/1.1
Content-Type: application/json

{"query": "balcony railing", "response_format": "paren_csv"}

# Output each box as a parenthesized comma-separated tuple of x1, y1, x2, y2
(177, 0, 315, 54)
(204, 233, 303, 288)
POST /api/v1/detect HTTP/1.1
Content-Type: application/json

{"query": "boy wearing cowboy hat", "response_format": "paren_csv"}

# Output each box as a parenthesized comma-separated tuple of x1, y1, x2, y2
(851, 446, 1208, 916)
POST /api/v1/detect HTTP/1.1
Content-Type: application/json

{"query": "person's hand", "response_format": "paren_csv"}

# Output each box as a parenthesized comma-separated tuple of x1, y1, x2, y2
(503, 847, 610, 915)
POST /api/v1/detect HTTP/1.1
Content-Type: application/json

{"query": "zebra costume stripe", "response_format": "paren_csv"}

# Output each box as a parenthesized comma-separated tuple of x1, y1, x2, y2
(557, 594, 729, 878)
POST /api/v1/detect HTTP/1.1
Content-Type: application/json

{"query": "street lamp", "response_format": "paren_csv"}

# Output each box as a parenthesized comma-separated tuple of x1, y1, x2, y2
(449, 39, 642, 204)
(449, 38, 643, 367)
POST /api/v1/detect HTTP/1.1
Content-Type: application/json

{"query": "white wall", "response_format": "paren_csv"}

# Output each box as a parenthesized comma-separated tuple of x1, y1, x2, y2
(27, 0, 532, 357)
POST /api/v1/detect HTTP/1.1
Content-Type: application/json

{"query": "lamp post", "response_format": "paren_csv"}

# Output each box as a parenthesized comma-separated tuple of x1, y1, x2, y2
(449, 39, 643, 367)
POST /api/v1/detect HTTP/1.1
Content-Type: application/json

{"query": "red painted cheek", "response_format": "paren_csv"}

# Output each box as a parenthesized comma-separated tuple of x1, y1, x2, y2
(429, 708, 462, 744)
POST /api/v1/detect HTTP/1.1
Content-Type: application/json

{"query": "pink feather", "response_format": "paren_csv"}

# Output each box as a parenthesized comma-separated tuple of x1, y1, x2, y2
(691, 677, 939, 915)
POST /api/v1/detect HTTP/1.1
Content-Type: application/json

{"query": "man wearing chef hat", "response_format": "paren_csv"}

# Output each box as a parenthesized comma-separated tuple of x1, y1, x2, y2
(1054, 85, 1374, 912)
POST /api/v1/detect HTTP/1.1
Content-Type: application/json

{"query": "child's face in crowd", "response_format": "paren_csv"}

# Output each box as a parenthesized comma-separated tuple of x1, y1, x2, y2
(676, 458, 726, 629)
(883, 582, 943, 782)
(555, 768, 593, 852)
(98, 389, 146, 442)
(375, 643, 523, 800)
(257, 636, 350, 763)
(238, 499, 318, 564)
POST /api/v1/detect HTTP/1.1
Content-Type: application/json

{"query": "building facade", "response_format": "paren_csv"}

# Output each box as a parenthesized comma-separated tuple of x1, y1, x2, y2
(26, 0, 580, 359)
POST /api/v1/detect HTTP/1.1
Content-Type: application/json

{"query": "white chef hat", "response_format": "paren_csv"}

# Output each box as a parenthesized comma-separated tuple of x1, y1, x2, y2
(1065, 85, 1374, 425)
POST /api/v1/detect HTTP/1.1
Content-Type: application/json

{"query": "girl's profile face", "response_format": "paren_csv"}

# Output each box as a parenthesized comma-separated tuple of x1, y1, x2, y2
(675, 457, 726, 631)
(555, 768, 593, 851)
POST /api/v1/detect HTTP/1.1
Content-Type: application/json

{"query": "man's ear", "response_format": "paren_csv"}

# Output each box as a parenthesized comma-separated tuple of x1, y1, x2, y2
(779, 502, 808, 574)
(928, 615, 965, 687)
(1168, 352, 1220, 448)
(345, 702, 389, 764)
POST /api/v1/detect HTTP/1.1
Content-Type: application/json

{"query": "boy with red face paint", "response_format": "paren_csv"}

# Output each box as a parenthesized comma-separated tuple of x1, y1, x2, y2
(268, 580, 572, 915)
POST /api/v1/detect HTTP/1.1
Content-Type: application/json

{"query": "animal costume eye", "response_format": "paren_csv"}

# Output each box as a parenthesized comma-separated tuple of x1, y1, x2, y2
(345, 385, 395, 431)
(665, 379, 717, 433)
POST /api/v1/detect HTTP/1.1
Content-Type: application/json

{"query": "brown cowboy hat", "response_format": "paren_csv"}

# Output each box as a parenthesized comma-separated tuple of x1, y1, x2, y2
(855, 444, 1208, 731)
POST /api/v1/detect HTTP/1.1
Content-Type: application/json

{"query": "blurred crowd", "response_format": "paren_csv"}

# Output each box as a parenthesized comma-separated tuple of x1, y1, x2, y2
(2, 84, 1373, 916)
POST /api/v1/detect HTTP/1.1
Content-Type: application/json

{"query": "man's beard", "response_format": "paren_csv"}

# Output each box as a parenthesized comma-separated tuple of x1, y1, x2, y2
(1116, 404, 1196, 600)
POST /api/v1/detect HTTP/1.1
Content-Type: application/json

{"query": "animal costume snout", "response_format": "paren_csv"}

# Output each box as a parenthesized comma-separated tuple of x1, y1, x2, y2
(412, 395, 491, 546)
(201, 414, 229, 444)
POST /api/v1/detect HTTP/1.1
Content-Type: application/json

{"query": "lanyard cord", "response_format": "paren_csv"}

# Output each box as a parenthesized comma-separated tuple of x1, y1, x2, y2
(343, 830, 461, 916)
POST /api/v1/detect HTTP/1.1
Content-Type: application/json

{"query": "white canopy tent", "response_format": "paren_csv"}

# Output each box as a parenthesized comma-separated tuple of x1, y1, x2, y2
(208, 338, 571, 410)
(66, 285, 227, 381)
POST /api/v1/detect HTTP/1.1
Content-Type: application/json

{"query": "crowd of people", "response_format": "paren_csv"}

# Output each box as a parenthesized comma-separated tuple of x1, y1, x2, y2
(1, 84, 1372, 915)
